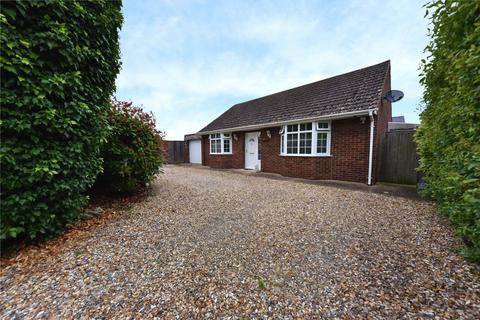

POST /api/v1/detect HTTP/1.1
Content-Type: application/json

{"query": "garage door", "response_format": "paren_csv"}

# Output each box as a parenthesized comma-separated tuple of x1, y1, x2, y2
(189, 140, 202, 164)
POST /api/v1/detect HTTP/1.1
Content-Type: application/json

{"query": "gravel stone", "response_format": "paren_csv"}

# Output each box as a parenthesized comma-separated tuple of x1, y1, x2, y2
(1, 165, 479, 318)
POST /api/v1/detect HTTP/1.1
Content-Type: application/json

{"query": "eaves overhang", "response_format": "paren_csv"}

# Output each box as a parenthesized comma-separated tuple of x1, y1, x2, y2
(196, 108, 377, 135)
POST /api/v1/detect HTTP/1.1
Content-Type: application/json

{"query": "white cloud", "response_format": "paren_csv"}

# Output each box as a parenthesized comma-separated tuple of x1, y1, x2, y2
(116, 0, 428, 139)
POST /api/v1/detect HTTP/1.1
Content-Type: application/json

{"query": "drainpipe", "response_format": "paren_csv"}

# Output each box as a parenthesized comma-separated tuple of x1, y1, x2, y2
(367, 110, 375, 185)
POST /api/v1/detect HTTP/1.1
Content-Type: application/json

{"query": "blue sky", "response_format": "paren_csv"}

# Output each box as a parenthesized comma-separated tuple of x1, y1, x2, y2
(115, 0, 429, 140)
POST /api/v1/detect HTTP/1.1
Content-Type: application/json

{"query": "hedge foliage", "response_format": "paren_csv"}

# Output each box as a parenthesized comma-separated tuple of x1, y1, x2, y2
(0, 1, 123, 240)
(94, 99, 164, 194)
(416, 1, 480, 261)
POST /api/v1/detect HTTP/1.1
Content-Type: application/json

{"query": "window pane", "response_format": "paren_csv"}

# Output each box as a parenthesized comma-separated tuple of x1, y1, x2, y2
(300, 123, 312, 131)
(223, 139, 230, 153)
(223, 133, 230, 138)
(317, 122, 328, 129)
(210, 140, 216, 153)
(287, 124, 298, 132)
(299, 132, 312, 154)
(216, 140, 221, 153)
(287, 133, 298, 154)
(317, 132, 327, 153)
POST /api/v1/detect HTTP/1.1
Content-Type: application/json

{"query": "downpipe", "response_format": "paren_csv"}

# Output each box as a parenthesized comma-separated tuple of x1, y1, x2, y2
(367, 110, 375, 185)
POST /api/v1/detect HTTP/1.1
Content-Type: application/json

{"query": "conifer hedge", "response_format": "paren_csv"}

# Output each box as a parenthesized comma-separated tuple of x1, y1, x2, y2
(0, 1, 123, 240)
(416, 0, 480, 261)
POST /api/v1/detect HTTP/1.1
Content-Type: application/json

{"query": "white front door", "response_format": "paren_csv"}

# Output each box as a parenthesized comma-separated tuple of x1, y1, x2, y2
(245, 132, 260, 170)
(189, 140, 202, 164)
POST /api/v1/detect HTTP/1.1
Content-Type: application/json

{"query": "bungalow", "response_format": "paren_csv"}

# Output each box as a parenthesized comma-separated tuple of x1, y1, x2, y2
(186, 61, 393, 185)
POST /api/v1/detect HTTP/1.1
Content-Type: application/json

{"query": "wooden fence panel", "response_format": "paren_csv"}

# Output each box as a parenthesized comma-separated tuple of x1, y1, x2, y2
(165, 140, 184, 163)
(378, 130, 419, 185)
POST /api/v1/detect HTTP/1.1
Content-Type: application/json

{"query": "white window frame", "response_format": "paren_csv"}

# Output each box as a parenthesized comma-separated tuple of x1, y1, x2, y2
(315, 122, 331, 155)
(280, 121, 331, 157)
(209, 133, 232, 155)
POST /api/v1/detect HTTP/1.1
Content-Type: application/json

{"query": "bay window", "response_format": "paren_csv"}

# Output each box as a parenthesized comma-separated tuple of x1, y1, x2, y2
(280, 121, 331, 156)
(210, 133, 232, 154)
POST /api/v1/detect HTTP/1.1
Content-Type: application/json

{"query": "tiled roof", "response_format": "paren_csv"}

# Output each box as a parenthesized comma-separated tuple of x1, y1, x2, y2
(391, 116, 405, 123)
(199, 61, 390, 133)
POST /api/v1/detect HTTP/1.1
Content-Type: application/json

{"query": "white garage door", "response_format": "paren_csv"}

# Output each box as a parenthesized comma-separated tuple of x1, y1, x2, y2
(189, 140, 202, 164)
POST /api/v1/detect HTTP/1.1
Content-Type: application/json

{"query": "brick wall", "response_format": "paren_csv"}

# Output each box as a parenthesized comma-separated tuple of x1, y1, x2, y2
(331, 117, 371, 182)
(260, 117, 370, 182)
(202, 132, 245, 169)
(201, 117, 373, 183)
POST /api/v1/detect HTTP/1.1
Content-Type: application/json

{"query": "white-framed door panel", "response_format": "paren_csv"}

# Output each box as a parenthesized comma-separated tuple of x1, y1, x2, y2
(245, 132, 260, 170)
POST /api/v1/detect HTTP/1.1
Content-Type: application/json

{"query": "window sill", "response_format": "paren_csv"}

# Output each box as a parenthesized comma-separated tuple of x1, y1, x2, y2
(210, 153, 232, 155)
(279, 153, 332, 157)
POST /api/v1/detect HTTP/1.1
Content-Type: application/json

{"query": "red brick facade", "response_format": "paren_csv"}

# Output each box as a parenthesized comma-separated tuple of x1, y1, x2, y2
(196, 69, 391, 184)
(202, 132, 245, 169)
(199, 114, 389, 183)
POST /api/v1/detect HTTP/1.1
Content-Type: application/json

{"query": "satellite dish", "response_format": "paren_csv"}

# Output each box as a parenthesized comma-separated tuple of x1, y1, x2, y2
(384, 90, 404, 103)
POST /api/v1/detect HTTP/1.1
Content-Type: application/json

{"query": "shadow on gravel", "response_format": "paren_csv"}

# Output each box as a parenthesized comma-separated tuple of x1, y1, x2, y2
(0, 186, 153, 265)
(175, 164, 425, 201)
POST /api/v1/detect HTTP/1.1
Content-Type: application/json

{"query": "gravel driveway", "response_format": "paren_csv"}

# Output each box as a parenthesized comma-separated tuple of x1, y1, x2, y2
(1, 165, 479, 319)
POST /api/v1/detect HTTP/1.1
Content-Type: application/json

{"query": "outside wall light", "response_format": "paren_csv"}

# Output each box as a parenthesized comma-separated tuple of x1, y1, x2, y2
(266, 130, 271, 139)
(233, 133, 238, 140)
(360, 116, 366, 124)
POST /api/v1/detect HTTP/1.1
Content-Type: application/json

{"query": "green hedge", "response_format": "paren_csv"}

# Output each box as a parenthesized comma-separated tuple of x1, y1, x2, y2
(416, 1, 480, 261)
(0, 1, 123, 240)
(94, 100, 164, 194)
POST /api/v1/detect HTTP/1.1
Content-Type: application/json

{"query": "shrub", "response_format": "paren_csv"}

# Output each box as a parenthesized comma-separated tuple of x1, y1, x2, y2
(94, 99, 164, 193)
(0, 1, 123, 241)
(416, 1, 480, 261)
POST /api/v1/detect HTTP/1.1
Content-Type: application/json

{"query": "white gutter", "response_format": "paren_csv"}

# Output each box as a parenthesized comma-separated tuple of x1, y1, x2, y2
(197, 109, 377, 135)
(367, 110, 375, 185)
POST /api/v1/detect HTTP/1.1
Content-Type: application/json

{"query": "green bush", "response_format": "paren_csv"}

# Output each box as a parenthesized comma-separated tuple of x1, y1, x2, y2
(416, 1, 480, 261)
(0, 1, 123, 240)
(94, 99, 164, 193)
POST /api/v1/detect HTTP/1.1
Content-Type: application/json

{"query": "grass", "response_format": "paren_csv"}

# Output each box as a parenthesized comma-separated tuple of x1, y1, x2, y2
(257, 277, 266, 290)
